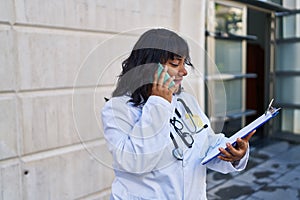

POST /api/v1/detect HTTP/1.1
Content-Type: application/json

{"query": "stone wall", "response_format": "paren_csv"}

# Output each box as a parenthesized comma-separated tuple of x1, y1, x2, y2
(0, 0, 205, 199)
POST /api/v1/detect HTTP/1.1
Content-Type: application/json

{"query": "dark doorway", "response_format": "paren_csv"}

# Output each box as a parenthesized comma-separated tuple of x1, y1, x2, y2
(246, 8, 268, 138)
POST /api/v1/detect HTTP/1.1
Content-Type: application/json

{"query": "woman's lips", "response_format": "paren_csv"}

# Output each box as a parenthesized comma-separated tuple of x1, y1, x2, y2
(174, 79, 182, 85)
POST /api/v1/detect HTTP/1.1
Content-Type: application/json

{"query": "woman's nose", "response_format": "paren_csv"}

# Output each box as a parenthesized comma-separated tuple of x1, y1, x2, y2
(179, 65, 188, 76)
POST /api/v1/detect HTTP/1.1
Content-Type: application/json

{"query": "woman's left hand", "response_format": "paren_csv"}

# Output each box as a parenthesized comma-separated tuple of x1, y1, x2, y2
(217, 130, 256, 163)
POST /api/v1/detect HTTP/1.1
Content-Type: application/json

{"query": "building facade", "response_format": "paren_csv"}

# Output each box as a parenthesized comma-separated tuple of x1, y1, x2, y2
(205, 0, 300, 142)
(0, 0, 205, 199)
(0, 0, 299, 199)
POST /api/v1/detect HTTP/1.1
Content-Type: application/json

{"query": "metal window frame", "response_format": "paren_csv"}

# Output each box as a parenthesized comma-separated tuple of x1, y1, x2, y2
(231, 0, 293, 12)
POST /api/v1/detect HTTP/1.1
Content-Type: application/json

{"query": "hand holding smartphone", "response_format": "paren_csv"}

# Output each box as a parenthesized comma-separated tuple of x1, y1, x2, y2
(156, 63, 175, 88)
(151, 63, 177, 103)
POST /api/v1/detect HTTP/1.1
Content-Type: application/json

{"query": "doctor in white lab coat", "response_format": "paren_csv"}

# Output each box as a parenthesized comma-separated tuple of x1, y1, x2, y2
(101, 28, 255, 200)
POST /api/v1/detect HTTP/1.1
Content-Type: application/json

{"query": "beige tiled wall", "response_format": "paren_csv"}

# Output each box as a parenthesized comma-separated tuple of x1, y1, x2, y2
(0, 0, 205, 199)
(0, 25, 16, 91)
(0, 96, 18, 160)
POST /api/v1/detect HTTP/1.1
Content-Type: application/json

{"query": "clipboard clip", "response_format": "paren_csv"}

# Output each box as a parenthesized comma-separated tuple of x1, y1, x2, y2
(265, 99, 277, 115)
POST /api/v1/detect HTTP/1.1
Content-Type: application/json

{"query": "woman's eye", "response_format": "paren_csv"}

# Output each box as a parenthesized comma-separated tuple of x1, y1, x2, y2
(170, 63, 179, 67)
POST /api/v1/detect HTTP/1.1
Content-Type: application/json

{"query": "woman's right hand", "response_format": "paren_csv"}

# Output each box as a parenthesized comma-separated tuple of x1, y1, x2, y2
(151, 66, 179, 103)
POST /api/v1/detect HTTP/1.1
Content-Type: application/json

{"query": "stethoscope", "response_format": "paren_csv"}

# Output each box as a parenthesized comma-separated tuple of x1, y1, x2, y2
(170, 98, 208, 160)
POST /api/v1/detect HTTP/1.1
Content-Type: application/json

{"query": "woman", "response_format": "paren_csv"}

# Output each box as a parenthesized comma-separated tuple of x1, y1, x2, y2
(101, 28, 255, 200)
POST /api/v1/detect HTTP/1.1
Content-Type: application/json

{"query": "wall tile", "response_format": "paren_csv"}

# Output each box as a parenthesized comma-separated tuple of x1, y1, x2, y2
(0, 96, 18, 160)
(16, 28, 136, 90)
(0, 25, 16, 91)
(20, 88, 112, 155)
(22, 143, 114, 200)
(14, 0, 177, 32)
(0, 160, 22, 200)
(0, 0, 14, 24)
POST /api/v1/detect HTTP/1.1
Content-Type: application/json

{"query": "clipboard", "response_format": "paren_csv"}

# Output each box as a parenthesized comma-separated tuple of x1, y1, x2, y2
(201, 99, 281, 165)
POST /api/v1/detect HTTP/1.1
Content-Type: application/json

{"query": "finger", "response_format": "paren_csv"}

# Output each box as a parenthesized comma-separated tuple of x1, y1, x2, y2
(243, 130, 256, 142)
(218, 155, 233, 162)
(153, 69, 158, 85)
(218, 147, 233, 158)
(168, 83, 180, 94)
(236, 138, 247, 150)
(164, 75, 175, 88)
(225, 142, 239, 155)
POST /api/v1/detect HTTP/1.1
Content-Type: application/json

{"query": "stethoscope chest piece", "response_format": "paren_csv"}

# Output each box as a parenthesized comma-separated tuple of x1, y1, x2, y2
(172, 147, 183, 160)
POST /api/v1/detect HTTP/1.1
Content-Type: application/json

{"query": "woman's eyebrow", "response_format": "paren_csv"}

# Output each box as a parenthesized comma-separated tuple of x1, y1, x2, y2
(173, 56, 184, 61)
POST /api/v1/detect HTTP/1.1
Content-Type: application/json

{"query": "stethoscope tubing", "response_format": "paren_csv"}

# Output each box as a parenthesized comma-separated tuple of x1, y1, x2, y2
(170, 98, 208, 160)
(170, 117, 194, 148)
(177, 98, 200, 134)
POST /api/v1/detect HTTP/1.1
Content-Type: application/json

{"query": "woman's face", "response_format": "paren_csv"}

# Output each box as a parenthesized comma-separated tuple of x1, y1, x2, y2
(164, 57, 188, 86)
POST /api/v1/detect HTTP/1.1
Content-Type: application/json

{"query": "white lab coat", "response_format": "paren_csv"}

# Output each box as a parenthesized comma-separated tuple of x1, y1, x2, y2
(101, 92, 249, 200)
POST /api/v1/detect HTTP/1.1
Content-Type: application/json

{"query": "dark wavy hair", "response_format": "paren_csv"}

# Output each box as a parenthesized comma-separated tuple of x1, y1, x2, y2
(112, 28, 193, 106)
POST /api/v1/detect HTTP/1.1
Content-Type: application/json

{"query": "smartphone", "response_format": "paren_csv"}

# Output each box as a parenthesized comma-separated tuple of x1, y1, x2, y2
(157, 63, 175, 88)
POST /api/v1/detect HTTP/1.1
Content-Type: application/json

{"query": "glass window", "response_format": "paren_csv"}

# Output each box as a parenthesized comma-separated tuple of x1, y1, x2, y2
(206, 80, 226, 117)
(274, 2, 300, 138)
(215, 3, 244, 35)
(276, 13, 300, 39)
(210, 79, 242, 115)
(215, 40, 242, 73)
(276, 76, 300, 104)
(224, 79, 242, 112)
(276, 42, 300, 71)
(280, 108, 300, 134)
(206, 1, 247, 134)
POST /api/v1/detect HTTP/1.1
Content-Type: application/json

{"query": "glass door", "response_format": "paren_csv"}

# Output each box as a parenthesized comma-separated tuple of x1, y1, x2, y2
(205, 0, 257, 135)
(272, 1, 300, 140)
